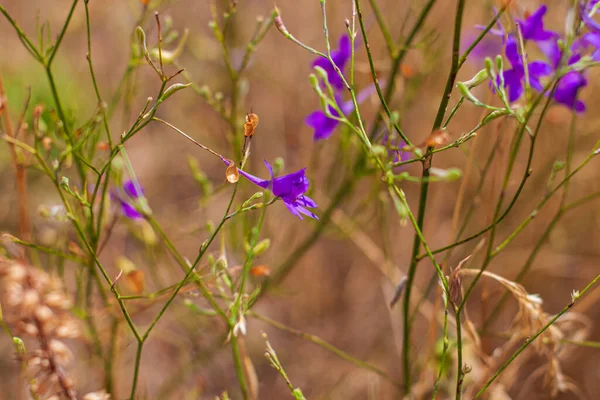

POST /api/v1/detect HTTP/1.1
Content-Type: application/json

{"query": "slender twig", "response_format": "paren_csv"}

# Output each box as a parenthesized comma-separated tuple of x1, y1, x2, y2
(0, 73, 31, 243)
(402, 0, 465, 393)
(251, 312, 402, 387)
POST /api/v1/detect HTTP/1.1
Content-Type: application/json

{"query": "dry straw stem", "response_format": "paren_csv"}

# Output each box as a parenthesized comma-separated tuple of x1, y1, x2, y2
(0, 73, 32, 244)
(457, 268, 596, 398)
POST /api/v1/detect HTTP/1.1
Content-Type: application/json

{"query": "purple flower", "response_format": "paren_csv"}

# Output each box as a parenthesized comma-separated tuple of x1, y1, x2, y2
(553, 71, 587, 112)
(305, 95, 354, 141)
(110, 180, 144, 219)
(581, 1, 600, 33)
(112, 180, 144, 219)
(462, 29, 504, 60)
(515, 6, 558, 42)
(305, 85, 378, 141)
(500, 36, 552, 102)
(312, 34, 351, 90)
(236, 161, 318, 220)
(583, 32, 600, 61)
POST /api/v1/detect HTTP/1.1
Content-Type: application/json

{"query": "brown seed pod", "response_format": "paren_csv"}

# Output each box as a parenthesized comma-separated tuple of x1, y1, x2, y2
(226, 164, 239, 183)
(424, 129, 450, 148)
(250, 265, 271, 277)
(243, 113, 259, 137)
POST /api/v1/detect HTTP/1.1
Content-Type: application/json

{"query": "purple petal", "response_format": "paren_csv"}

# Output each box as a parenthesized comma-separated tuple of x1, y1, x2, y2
(297, 195, 317, 208)
(516, 6, 558, 42)
(581, 2, 600, 33)
(504, 36, 523, 69)
(120, 201, 143, 219)
(528, 61, 553, 78)
(123, 180, 143, 199)
(237, 169, 270, 189)
(263, 160, 275, 182)
(305, 110, 340, 141)
(501, 68, 524, 102)
(536, 40, 561, 68)
(272, 168, 308, 199)
(553, 71, 587, 113)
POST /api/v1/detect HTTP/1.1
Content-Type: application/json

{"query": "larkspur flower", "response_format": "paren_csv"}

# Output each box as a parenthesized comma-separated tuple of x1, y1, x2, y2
(515, 6, 558, 42)
(305, 85, 378, 141)
(305, 95, 354, 141)
(581, 0, 600, 34)
(469, 5, 588, 112)
(312, 34, 351, 90)
(112, 180, 144, 219)
(500, 36, 553, 102)
(228, 160, 318, 220)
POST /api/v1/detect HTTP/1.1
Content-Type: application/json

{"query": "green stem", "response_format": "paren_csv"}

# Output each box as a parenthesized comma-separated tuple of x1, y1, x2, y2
(402, 0, 465, 392)
(354, 0, 411, 146)
(251, 312, 401, 387)
(369, 0, 437, 139)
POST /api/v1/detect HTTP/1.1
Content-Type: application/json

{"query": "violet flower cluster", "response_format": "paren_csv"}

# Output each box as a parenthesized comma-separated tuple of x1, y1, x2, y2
(469, 4, 600, 113)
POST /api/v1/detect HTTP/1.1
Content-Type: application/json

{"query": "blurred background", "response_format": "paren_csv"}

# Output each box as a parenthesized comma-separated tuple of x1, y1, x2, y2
(1, 0, 599, 399)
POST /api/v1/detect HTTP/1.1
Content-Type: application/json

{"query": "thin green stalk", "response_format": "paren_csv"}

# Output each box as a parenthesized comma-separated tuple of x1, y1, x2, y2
(457, 2, 510, 68)
(0, 5, 43, 61)
(483, 190, 600, 332)
(431, 306, 450, 399)
(402, 0, 465, 392)
(128, 181, 240, 399)
(47, 0, 79, 66)
(369, 0, 437, 139)
(475, 273, 600, 397)
(230, 334, 249, 399)
(368, 0, 394, 57)
(454, 305, 464, 399)
(251, 312, 401, 387)
(354, 0, 411, 146)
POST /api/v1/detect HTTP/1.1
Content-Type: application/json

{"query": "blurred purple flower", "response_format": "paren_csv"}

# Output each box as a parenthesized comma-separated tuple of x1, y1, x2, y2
(381, 131, 409, 168)
(553, 71, 587, 112)
(462, 30, 504, 60)
(516, 6, 558, 42)
(235, 160, 318, 220)
(112, 180, 144, 219)
(305, 85, 378, 141)
(305, 95, 354, 141)
(581, 1, 600, 33)
(312, 34, 351, 90)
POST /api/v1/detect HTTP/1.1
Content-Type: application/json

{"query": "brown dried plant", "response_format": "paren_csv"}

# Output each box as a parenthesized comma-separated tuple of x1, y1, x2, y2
(458, 269, 590, 398)
(0, 256, 80, 399)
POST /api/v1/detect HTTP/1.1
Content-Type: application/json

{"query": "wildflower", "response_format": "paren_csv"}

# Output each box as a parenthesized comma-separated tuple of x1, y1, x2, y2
(515, 6, 558, 42)
(231, 160, 318, 220)
(112, 180, 144, 219)
(305, 95, 354, 141)
(305, 85, 377, 141)
(552, 71, 587, 112)
(500, 36, 553, 102)
(581, 1, 600, 34)
(312, 34, 351, 90)
(462, 30, 503, 60)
